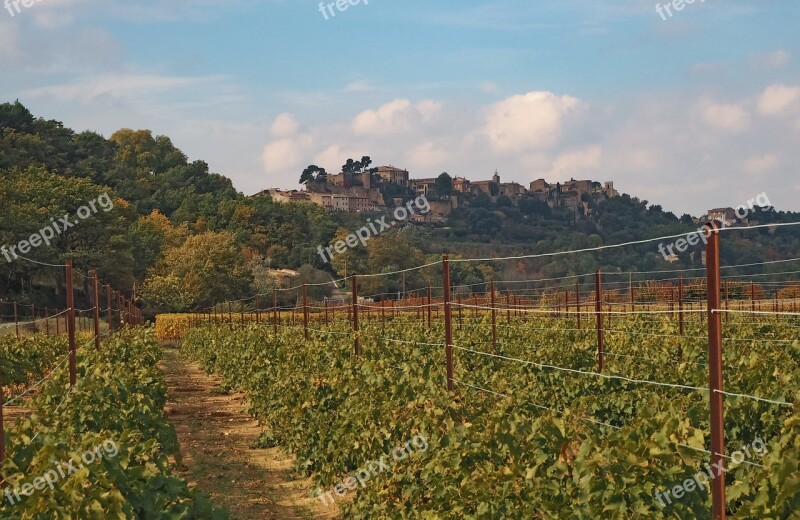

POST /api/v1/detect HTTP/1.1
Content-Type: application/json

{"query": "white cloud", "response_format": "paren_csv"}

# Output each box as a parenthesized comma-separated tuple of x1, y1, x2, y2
(701, 103, 750, 133)
(269, 113, 300, 138)
(415, 100, 442, 123)
(261, 135, 313, 174)
(483, 91, 581, 153)
(351, 99, 442, 136)
(313, 144, 366, 173)
(547, 145, 603, 178)
(758, 84, 800, 116)
(352, 99, 413, 136)
(743, 154, 779, 174)
(480, 82, 499, 93)
(406, 141, 449, 171)
(25, 73, 228, 103)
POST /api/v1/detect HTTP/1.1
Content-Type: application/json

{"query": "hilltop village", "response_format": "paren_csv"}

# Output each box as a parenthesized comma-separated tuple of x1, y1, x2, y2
(256, 165, 620, 224)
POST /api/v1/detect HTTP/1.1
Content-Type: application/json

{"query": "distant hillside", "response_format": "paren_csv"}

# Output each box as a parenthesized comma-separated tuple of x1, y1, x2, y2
(2, 101, 798, 313)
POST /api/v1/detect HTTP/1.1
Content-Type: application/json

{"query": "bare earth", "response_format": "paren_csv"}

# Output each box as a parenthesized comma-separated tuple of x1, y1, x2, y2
(159, 345, 338, 520)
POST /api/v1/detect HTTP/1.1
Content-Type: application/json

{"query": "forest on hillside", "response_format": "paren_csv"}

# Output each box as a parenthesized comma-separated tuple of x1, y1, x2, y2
(2, 101, 799, 315)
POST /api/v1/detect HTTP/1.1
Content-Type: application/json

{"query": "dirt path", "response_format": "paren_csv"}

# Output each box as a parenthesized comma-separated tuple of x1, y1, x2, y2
(159, 345, 338, 520)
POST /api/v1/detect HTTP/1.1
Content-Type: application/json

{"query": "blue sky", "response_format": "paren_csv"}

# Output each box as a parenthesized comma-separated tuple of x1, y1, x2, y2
(2, 0, 799, 215)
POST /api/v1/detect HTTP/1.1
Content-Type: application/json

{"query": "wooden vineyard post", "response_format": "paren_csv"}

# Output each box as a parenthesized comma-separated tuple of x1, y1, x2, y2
(506, 291, 511, 324)
(442, 255, 454, 392)
(273, 289, 278, 335)
(576, 281, 581, 330)
(630, 273, 635, 310)
(670, 284, 675, 318)
(106, 284, 113, 333)
(490, 280, 497, 354)
(92, 271, 101, 350)
(352, 275, 360, 357)
(679, 275, 685, 337)
(255, 295, 260, 325)
(117, 293, 123, 327)
(45, 307, 50, 336)
(324, 298, 329, 326)
(66, 259, 77, 388)
(13, 302, 18, 339)
(595, 270, 604, 372)
(381, 298, 386, 333)
(303, 283, 309, 340)
(705, 226, 726, 520)
(427, 284, 432, 330)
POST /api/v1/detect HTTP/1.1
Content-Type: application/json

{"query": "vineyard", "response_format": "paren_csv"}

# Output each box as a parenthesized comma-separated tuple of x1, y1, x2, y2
(0, 329, 227, 518)
(0, 226, 799, 518)
(2, 5, 799, 516)
(177, 312, 800, 518)
(164, 226, 800, 519)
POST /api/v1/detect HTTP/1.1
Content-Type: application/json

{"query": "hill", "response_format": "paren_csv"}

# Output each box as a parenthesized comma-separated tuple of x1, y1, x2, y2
(1, 101, 799, 314)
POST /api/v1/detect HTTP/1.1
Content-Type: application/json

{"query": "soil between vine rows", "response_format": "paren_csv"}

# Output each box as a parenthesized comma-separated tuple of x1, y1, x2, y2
(159, 345, 337, 520)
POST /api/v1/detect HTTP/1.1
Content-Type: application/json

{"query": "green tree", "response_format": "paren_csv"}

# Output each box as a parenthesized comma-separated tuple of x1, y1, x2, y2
(299, 165, 328, 185)
(435, 172, 453, 198)
(141, 231, 251, 311)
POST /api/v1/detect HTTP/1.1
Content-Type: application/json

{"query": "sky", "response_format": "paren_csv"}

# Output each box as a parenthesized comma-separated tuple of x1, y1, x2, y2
(1, 0, 799, 216)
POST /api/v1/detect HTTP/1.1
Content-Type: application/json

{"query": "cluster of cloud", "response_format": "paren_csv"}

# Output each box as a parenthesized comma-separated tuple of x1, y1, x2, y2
(3, 0, 798, 215)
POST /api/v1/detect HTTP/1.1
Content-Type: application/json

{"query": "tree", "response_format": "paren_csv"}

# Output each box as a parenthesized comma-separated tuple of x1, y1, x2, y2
(496, 195, 513, 208)
(342, 156, 372, 175)
(0, 166, 135, 297)
(296, 264, 333, 300)
(129, 210, 189, 279)
(435, 172, 453, 198)
(139, 274, 194, 313)
(329, 228, 369, 279)
(519, 198, 552, 218)
(247, 254, 279, 297)
(362, 231, 426, 295)
(340, 156, 372, 186)
(300, 164, 328, 185)
(141, 231, 251, 311)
